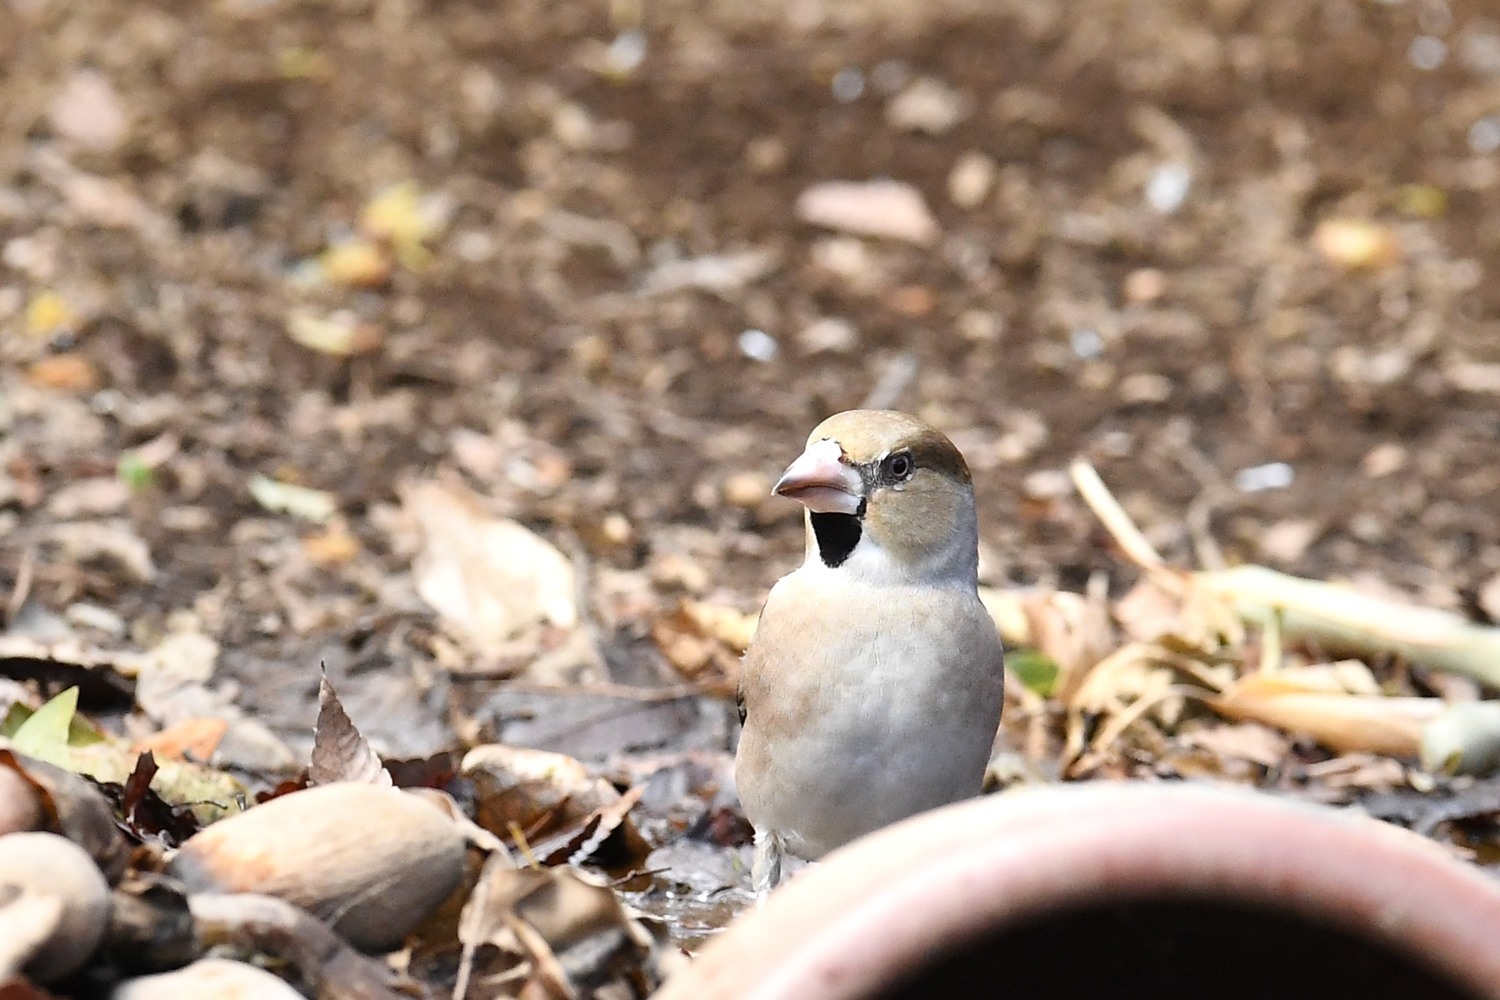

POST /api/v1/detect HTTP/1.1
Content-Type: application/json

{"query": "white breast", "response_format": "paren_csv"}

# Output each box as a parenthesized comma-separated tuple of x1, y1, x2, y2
(736, 566, 1005, 860)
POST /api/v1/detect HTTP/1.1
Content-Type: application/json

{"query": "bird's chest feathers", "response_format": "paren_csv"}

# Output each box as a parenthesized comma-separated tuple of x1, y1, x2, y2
(750, 570, 979, 729)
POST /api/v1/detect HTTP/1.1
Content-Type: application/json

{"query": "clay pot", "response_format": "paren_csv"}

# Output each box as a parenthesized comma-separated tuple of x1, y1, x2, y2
(657, 783, 1500, 1000)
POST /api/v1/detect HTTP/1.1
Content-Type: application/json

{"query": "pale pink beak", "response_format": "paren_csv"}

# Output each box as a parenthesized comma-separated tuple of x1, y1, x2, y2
(773, 438, 864, 515)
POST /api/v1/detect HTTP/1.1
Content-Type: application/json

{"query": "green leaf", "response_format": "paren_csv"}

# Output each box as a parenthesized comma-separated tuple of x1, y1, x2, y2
(67, 712, 106, 748)
(12, 687, 80, 766)
(0, 702, 32, 738)
(118, 451, 155, 491)
(1009, 649, 1059, 698)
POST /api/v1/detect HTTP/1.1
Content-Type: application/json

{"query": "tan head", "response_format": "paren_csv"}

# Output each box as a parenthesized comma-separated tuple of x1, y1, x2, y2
(773, 410, 979, 584)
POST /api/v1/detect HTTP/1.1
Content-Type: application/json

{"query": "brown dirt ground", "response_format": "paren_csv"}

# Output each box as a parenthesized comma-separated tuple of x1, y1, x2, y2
(4, 0, 1500, 945)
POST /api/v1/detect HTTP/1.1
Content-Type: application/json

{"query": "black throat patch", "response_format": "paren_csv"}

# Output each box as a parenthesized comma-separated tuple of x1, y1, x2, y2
(810, 512, 861, 568)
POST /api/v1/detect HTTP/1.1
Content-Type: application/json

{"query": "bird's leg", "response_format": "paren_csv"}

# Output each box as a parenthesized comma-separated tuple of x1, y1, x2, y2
(751, 828, 783, 900)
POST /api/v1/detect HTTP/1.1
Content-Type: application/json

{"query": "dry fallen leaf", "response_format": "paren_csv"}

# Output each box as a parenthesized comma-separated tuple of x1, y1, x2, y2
(639, 248, 779, 296)
(27, 354, 97, 392)
(302, 522, 361, 566)
(309, 675, 392, 787)
(284, 308, 383, 357)
(650, 599, 756, 680)
(980, 586, 1115, 700)
(1194, 564, 1500, 688)
(24, 291, 77, 338)
(795, 179, 939, 245)
(1312, 217, 1401, 270)
(361, 180, 447, 271)
(455, 858, 673, 1000)
(1212, 672, 1443, 757)
(404, 479, 577, 656)
(130, 718, 229, 762)
(46, 521, 155, 581)
(462, 744, 640, 851)
(319, 239, 393, 288)
(1173, 722, 1291, 768)
(133, 632, 297, 775)
(248, 474, 338, 523)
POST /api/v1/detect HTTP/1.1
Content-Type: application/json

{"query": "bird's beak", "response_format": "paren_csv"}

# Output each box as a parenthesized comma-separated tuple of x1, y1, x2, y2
(772, 438, 864, 515)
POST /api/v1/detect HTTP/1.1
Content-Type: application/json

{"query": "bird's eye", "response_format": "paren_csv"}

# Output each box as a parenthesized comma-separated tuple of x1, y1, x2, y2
(885, 452, 914, 482)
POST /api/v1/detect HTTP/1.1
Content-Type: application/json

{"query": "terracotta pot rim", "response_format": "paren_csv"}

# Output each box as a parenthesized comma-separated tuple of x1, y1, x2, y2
(662, 783, 1500, 1000)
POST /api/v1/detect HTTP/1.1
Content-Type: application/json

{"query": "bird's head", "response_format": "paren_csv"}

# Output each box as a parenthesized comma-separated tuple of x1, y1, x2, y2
(773, 409, 979, 585)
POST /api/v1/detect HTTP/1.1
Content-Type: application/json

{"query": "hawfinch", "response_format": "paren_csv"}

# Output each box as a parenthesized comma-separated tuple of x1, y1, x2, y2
(735, 410, 1006, 893)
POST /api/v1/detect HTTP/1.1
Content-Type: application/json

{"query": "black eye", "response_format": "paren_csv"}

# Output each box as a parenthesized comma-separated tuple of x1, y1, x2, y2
(885, 452, 914, 482)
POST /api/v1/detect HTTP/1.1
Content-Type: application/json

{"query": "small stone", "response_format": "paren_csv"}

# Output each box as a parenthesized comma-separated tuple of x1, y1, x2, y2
(1070, 329, 1104, 360)
(605, 30, 647, 76)
(650, 552, 710, 593)
(691, 479, 719, 510)
(600, 512, 632, 546)
(723, 471, 772, 509)
(947, 152, 996, 209)
(1408, 34, 1447, 70)
(1118, 372, 1173, 404)
(809, 237, 877, 283)
(571, 334, 611, 374)
(1330, 346, 1412, 386)
(1145, 162, 1192, 214)
(885, 285, 935, 318)
(1312, 218, 1401, 270)
(1468, 116, 1500, 156)
(956, 310, 1003, 343)
(1233, 462, 1294, 493)
(1122, 267, 1168, 305)
(886, 76, 970, 136)
(830, 67, 865, 103)
(798, 317, 858, 354)
(552, 103, 594, 148)
(49, 69, 128, 152)
(452, 230, 496, 262)
(745, 136, 788, 175)
(737, 328, 779, 362)
(1361, 443, 1407, 478)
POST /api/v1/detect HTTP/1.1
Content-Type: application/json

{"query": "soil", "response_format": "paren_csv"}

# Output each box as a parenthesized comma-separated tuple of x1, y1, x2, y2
(4, 0, 1500, 952)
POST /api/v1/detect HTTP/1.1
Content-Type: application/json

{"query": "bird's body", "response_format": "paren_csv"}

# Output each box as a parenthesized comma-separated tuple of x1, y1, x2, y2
(735, 410, 1005, 893)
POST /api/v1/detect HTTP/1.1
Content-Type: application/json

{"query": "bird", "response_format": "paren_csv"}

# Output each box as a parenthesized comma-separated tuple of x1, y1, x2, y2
(735, 409, 1005, 894)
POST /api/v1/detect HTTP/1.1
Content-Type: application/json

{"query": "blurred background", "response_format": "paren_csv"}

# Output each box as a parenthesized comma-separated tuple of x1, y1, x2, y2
(2, 0, 1500, 770)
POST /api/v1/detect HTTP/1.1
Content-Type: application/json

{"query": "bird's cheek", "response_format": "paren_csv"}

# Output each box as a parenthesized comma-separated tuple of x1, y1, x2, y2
(871, 500, 947, 560)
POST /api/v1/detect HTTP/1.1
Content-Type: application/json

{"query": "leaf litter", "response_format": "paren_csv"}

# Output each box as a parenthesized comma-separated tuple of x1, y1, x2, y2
(9, 439, 1500, 996)
(5, 0, 1500, 993)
